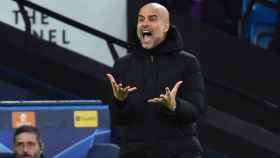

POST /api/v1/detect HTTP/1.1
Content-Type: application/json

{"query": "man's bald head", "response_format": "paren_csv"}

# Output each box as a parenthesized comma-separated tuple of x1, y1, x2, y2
(139, 3, 170, 24)
(137, 3, 171, 49)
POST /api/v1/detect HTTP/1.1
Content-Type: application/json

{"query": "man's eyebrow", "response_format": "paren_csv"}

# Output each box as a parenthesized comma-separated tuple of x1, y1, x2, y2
(149, 15, 158, 18)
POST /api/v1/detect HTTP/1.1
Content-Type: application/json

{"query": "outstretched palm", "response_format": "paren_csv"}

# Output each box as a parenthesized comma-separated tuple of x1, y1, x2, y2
(148, 81, 183, 111)
(106, 74, 137, 101)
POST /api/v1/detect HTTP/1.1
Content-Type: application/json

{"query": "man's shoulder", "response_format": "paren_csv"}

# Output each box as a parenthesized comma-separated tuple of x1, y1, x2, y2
(176, 50, 198, 63)
(118, 53, 133, 60)
(113, 53, 134, 69)
(115, 53, 134, 64)
(0, 153, 15, 158)
(178, 50, 196, 59)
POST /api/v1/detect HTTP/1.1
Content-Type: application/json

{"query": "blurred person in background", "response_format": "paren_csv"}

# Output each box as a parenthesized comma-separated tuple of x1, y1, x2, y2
(13, 125, 44, 158)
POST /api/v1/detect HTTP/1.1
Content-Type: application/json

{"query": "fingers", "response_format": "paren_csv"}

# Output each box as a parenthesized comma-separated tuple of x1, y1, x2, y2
(122, 86, 136, 93)
(128, 87, 137, 92)
(171, 81, 183, 96)
(118, 83, 123, 88)
(106, 74, 118, 92)
(148, 98, 164, 103)
(154, 81, 182, 109)
(172, 81, 183, 92)
(106, 74, 116, 84)
(106, 74, 138, 101)
(148, 97, 171, 109)
(122, 86, 130, 93)
(160, 94, 168, 102)
(106, 74, 124, 90)
(165, 87, 171, 96)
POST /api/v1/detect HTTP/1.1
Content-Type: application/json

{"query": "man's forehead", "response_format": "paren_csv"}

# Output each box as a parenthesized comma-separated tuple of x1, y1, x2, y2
(138, 3, 169, 19)
(139, 7, 161, 16)
(16, 133, 37, 141)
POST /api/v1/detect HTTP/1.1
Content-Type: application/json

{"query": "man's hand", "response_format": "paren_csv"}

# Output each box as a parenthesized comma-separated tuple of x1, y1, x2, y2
(148, 81, 183, 111)
(106, 74, 137, 101)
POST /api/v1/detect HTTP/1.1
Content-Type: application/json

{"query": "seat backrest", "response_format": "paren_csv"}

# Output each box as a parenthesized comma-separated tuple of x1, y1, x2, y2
(86, 143, 120, 158)
(252, 3, 278, 24)
(242, 0, 279, 16)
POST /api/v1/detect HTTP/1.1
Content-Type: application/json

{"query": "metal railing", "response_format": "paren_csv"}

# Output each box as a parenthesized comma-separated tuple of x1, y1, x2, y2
(13, 0, 132, 61)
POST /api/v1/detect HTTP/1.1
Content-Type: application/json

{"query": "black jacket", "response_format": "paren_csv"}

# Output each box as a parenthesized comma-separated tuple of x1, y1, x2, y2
(111, 26, 206, 144)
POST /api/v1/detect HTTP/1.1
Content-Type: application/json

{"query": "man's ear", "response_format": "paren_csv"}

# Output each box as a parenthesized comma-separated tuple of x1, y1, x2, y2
(164, 23, 170, 33)
(40, 142, 44, 154)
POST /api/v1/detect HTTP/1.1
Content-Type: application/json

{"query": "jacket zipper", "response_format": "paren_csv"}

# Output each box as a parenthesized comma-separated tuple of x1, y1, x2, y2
(150, 55, 154, 63)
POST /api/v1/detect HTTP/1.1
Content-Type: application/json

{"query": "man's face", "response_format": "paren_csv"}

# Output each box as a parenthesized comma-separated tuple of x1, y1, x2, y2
(14, 133, 42, 158)
(137, 4, 170, 49)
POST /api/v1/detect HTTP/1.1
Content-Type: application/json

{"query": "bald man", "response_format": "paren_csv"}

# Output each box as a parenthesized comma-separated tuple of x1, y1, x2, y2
(107, 3, 206, 158)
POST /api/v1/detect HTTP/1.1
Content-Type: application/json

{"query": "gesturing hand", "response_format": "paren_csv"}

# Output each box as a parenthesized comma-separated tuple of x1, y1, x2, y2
(106, 74, 137, 101)
(148, 81, 183, 111)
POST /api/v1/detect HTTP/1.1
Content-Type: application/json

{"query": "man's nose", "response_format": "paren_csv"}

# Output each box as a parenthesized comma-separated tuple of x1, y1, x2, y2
(23, 145, 30, 152)
(141, 19, 149, 26)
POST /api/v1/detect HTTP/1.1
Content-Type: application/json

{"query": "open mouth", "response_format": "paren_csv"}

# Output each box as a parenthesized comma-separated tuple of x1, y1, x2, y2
(142, 30, 153, 42)
(142, 30, 152, 37)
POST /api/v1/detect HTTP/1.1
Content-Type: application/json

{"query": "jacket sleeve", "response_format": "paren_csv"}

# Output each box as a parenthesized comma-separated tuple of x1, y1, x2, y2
(177, 56, 206, 123)
(110, 57, 135, 123)
(161, 56, 206, 123)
